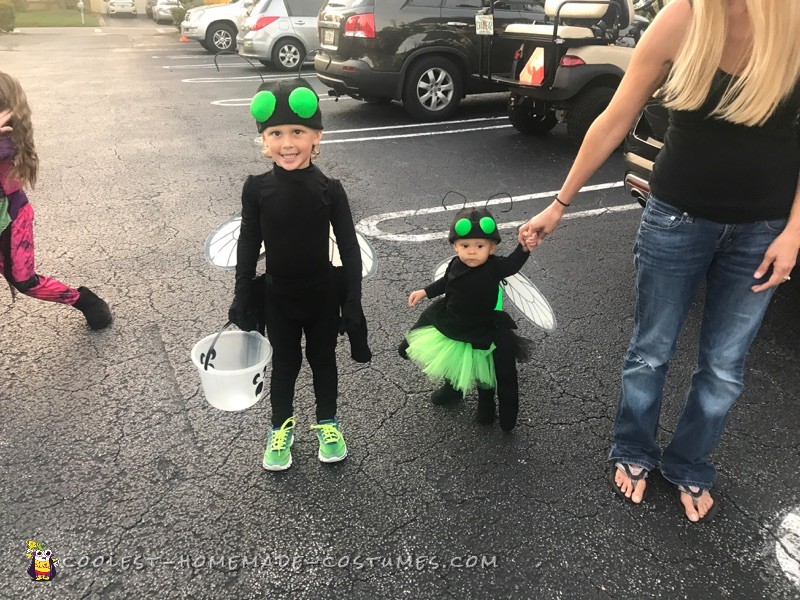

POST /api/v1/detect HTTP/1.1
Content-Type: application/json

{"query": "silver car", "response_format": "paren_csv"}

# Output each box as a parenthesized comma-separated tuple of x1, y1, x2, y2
(152, 0, 178, 23)
(238, 0, 322, 72)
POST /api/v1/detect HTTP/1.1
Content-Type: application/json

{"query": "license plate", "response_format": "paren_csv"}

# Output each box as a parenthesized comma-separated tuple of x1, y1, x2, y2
(323, 28, 335, 45)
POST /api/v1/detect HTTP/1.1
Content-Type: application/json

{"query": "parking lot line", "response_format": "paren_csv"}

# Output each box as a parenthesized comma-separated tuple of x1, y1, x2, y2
(327, 116, 506, 135)
(183, 74, 319, 83)
(322, 124, 512, 145)
(357, 182, 631, 242)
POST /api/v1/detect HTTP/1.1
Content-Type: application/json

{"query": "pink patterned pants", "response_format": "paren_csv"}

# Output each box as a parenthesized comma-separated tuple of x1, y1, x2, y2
(0, 203, 80, 305)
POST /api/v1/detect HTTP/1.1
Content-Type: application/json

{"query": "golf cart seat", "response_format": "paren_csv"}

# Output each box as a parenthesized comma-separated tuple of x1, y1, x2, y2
(505, 0, 635, 43)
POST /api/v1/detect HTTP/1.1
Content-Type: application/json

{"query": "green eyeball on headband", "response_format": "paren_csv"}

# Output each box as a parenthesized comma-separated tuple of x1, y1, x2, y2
(250, 78, 323, 133)
(448, 207, 501, 244)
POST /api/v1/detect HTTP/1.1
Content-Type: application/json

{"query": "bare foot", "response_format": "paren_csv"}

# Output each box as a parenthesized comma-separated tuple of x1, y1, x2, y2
(679, 487, 715, 522)
(613, 464, 647, 504)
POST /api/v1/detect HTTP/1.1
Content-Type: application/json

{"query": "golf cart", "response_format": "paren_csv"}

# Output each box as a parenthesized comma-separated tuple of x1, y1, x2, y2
(476, 0, 649, 146)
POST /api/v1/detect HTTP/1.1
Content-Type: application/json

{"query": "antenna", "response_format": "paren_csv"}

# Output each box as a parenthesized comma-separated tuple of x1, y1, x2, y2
(440, 191, 468, 211)
(213, 50, 265, 83)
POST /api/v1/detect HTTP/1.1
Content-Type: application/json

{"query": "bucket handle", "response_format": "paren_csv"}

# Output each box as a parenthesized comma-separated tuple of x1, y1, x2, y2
(201, 321, 232, 371)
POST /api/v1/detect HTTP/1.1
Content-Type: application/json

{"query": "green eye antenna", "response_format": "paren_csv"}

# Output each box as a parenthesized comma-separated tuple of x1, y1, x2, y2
(250, 90, 277, 122)
(288, 87, 318, 119)
(479, 216, 496, 235)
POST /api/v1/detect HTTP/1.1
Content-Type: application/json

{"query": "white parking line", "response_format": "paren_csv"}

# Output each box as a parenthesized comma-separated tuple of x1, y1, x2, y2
(356, 182, 631, 242)
(328, 116, 505, 135)
(182, 73, 319, 83)
(164, 63, 259, 70)
(154, 54, 223, 59)
(323, 124, 512, 144)
(217, 96, 351, 107)
(777, 509, 800, 589)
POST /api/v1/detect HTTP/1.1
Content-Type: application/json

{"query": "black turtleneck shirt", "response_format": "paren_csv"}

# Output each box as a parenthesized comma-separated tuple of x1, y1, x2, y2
(236, 163, 361, 304)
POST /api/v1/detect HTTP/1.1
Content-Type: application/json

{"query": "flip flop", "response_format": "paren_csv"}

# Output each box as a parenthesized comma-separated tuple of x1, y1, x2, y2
(675, 485, 720, 523)
(608, 462, 649, 504)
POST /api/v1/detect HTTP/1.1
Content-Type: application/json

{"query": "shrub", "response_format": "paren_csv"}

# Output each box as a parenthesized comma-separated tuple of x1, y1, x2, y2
(171, 0, 200, 27)
(0, 0, 15, 32)
(65, 0, 78, 8)
(11, 0, 26, 13)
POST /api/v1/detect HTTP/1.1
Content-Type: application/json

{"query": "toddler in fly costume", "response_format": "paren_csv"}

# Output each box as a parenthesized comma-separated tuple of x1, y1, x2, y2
(400, 207, 532, 432)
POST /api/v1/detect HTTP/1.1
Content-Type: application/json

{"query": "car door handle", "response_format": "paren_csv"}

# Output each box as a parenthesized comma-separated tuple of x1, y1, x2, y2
(295, 20, 306, 24)
(446, 21, 470, 27)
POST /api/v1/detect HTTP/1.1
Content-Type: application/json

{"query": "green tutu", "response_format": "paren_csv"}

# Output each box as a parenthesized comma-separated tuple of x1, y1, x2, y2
(405, 326, 496, 395)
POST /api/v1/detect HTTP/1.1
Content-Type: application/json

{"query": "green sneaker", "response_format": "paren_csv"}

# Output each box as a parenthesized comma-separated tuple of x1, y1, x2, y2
(262, 417, 295, 471)
(311, 418, 347, 463)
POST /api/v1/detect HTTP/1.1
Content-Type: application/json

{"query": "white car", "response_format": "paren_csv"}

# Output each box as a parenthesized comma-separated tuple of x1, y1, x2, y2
(238, 0, 322, 71)
(181, 0, 253, 54)
(105, 0, 136, 17)
(152, 0, 178, 23)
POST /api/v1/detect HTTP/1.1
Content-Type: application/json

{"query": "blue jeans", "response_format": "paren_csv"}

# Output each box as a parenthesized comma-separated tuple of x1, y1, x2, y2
(609, 196, 786, 489)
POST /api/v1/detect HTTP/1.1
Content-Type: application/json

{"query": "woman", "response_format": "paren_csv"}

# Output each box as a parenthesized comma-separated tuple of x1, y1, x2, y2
(519, 0, 800, 522)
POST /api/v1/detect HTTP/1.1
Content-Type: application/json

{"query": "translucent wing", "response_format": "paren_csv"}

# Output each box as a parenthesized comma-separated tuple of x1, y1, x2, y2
(433, 258, 557, 333)
(205, 213, 376, 279)
(329, 228, 378, 280)
(501, 272, 557, 333)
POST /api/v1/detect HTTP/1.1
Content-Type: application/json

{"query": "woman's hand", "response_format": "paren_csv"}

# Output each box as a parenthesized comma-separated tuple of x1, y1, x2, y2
(0, 109, 13, 134)
(518, 201, 566, 249)
(752, 230, 800, 292)
(408, 289, 427, 307)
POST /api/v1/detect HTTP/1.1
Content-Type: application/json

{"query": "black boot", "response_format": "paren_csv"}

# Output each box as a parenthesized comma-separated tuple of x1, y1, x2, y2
(73, 286, 113, 330)
(476, 387, 496, 425)
(430, 382, 462, 405)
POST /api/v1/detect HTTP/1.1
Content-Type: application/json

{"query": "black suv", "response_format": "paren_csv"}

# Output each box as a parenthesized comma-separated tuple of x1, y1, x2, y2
(314, 0, 545, 120)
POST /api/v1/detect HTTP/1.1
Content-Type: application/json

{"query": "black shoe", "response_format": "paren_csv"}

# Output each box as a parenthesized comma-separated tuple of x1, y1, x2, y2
(430, 382, 462, 405)
(74, 286, 113, 330)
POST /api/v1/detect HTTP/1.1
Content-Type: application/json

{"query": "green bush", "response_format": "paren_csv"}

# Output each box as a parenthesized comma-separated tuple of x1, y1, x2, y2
(0, 0, 15, 32)
(171, 0, 200, 28)
(65, 0, 77, 8)
(11, 0, 26, 13)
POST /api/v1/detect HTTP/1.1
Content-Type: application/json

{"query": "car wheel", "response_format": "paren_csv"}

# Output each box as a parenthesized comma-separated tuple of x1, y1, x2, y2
(507, 95, 558, 135)
(403, 56, 462, 121)
(205, 23, 236, 54)
(271, 39, 305, 72)
(566, 85, 616, 147)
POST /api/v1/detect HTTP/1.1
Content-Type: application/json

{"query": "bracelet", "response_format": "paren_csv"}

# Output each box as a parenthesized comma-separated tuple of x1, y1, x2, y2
(554, 196, 570, 207)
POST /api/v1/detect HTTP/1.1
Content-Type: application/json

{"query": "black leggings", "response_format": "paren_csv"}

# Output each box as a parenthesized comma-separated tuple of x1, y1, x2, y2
(264, 277, 339, 428)
(480, 342, 519, 432)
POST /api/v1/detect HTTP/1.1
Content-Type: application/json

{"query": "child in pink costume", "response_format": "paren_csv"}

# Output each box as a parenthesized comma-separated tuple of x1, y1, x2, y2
(0, 72, 111, 329)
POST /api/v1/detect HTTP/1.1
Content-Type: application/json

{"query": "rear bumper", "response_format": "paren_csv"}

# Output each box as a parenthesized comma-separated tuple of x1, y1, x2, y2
(239, 35, 272, 60)
(496, 64, 625, 102)
(314, 54, 400, 100)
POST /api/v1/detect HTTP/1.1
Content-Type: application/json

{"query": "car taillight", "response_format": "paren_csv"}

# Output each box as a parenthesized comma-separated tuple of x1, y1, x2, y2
(251, 15, 279, 31)
(344, 14, 375, 38)
(559, 55, 586, 67)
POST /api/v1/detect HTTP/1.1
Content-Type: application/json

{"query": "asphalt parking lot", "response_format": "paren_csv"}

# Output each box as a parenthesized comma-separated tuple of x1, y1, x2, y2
(1, 23, 799, 599)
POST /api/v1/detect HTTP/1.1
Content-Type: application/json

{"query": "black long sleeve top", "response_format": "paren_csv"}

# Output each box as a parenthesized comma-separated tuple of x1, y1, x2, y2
(424, 243, 530, 316)
(235, 164, 361, 306)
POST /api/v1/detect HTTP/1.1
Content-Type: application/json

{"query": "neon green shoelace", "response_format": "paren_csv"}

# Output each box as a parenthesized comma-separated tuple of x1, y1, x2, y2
(311, 422, 341, 444)
(270, 417, 295, 451)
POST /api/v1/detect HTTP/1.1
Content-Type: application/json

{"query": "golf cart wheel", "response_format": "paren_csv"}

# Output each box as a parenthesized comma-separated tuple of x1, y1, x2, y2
(403, 56, 463, 121)
(205, 23, 236, 54)
(272, 39, 305, 72)
(566, 85, 616, 147)
(507, 95, 558, 135)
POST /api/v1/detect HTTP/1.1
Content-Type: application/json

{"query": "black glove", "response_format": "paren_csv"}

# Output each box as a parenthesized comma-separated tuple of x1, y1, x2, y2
(339, 302, 372, 363)
(228, 294, 258, 332)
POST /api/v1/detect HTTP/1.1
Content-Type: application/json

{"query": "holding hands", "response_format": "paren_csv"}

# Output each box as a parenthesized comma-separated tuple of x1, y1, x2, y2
(518, 199, 568, 250)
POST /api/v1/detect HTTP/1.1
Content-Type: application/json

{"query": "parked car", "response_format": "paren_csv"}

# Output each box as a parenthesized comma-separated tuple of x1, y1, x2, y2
(238, 0, 322, 71)
(104, 0, 137, 17)
(181, 0, 253, 54)
(623, 99, 667, 206)
(152, 0, 179, 23)
(314, 0, 547, 121)
(145, 0, 156, 18)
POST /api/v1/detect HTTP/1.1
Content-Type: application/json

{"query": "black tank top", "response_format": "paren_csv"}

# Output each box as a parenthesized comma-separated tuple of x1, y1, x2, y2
(649, 69, 800, 223)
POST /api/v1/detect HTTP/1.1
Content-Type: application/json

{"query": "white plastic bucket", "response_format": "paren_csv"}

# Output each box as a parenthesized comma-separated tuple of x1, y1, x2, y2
(191, 329, 272, 411)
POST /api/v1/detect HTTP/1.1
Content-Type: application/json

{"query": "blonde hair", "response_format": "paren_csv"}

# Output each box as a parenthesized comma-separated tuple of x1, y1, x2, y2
(662, 0, 800, 126)
(0, 72, 38, 189)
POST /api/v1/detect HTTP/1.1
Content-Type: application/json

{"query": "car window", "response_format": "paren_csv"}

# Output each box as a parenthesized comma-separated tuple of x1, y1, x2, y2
(514, 1, 544, 13)
(250, 0, 271, 14)
(443, 0, 482, 7)
(286, 0, 324, 15)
